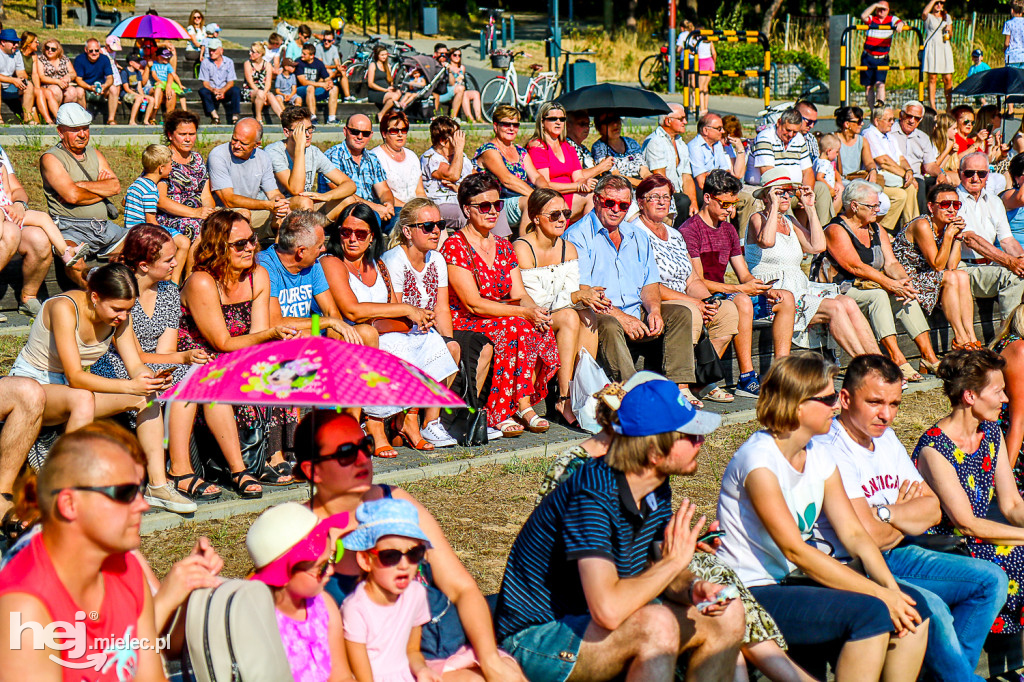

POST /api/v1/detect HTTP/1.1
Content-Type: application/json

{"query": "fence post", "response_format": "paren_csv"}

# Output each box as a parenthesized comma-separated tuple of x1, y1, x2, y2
(828, 14, 849, 107)
(969, 11, 976, 46)
(510, 15, 515, 42)
(500, 18, 506, 47)
(784, 14, 790, 51)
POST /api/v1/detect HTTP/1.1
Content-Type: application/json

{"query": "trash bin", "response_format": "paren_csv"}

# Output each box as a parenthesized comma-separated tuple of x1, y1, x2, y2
(422, 6, 438, 35)
(566, 61, 596, 92)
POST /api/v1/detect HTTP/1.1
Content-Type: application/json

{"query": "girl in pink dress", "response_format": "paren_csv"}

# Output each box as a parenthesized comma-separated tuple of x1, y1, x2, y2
(248, 503, 353, 682)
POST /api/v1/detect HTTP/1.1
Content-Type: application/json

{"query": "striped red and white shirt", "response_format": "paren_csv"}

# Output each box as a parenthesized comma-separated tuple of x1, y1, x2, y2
(863, 14, 903, 57)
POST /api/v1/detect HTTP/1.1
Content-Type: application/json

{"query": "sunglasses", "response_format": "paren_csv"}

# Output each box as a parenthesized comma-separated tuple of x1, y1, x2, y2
(801, 116, 817, 128)
(347, 127, 373, 138)
(45, 46, 58, 52)
(53, 483, 143, 504)
(544, 116, 566, 123)
(962, 169, 989, 179)
(902, 112, 922, 122)
(961, 118, 975, 125)
(317, 435, 375, 466)
(806, 392, 839, 406)
(712, 195, 738, 208)
(368, 544, 428, 567)
(935, 199, 963, 210)
(228, 235, 258, 251)
(87, 49, 101, 54)
(451, 52, 461, 57)
(598, 197, 631, 212)
(855, 201, 881, 211)
(408, 220, 444, 233)
(469, 200, 505, 214)
(305, 558, 334, 580)
(339, 226, 371, 240)
(541, 209, 572, 221)
(386, 127, 409, 135)
(496, 120, 520, 129)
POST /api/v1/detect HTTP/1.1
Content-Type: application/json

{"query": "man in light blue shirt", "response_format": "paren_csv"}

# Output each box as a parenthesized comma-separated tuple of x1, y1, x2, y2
(687, 113, 736, 190)
(564, 175, 697, 391)
(197, 38, 240, 123)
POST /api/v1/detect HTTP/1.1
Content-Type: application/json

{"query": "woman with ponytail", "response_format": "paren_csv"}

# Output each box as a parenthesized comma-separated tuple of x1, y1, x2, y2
(8, 262, 196, 514)
(513, 188, 610, 425)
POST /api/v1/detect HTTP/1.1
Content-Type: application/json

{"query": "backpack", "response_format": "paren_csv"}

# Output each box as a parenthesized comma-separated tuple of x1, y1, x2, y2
(182, 579, 295, 682)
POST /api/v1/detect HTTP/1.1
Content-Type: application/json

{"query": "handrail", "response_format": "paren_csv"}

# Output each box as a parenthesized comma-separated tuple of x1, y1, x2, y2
(839, 22, 925, 108)
(681, 29, 771, 118)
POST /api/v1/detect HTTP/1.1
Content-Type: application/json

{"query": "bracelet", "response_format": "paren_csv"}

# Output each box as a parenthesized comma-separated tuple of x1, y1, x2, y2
(12, 200, 27, 208)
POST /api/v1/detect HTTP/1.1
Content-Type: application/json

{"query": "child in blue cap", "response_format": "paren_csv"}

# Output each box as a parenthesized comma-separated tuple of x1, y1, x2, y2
(342, 497, 437, 682)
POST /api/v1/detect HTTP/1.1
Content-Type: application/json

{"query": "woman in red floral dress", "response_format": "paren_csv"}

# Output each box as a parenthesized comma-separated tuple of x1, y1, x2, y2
(441, 173, 560, 436)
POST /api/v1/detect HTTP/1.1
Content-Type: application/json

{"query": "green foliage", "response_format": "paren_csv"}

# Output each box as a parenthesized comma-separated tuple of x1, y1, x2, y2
(713, 3, 745, 32)
(705, 41, 827, 95)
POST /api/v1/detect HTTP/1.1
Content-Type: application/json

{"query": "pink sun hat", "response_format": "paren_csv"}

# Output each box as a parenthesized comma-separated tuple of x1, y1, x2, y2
(247, 503, 350, 587)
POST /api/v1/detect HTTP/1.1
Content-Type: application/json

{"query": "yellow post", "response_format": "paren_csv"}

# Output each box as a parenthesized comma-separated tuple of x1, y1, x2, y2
(764, 49, 771, 108)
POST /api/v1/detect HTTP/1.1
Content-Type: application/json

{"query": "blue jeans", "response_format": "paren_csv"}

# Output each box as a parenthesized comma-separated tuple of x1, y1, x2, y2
(886, 544, 1008, 682)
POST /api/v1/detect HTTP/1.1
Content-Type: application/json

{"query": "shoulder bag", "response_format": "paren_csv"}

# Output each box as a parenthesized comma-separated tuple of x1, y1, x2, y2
(371, 260, 415, 334)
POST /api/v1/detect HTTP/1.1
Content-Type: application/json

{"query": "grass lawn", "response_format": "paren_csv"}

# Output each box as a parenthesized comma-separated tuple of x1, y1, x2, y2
(140, 386, 950, 593)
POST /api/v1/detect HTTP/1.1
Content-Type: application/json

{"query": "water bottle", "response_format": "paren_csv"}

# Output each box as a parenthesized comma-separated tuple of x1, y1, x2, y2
(93, 80, 102, 94)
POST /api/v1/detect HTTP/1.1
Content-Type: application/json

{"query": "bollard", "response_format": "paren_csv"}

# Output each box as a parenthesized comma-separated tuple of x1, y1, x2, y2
(500, 18, 506, 47)
(509, 15, 515, 42)
(479, 29, 486, 58)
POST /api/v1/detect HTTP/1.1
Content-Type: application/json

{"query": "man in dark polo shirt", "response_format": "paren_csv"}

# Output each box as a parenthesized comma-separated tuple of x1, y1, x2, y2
(495, 377, 744, 682)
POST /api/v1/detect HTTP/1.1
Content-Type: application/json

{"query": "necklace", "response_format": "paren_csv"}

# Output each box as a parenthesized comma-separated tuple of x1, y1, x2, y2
(344, 258, 372, 285)
(381, 143, 404, 160)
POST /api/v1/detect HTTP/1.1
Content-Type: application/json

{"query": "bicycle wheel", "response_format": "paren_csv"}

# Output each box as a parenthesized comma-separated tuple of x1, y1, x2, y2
(347, 62, 368, 99)
(481, 77, 515, 122)
(465, 72, 480, 93)
(525, 75, 558, 120)
(638, 54, 667, 92)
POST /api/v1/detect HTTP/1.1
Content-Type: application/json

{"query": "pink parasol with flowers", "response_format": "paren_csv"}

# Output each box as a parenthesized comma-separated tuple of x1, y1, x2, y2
(160, 336, 465, 410)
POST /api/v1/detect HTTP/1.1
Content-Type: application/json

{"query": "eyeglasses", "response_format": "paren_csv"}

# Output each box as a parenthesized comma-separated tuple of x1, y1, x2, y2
(806, 392, 839, 406)
(598, 197, 631, 212)
(643, 193, 672, 204)
(339, 226, 371, 240)
(935, 199, 963, 210)
(317, 435, 374, 466)
(367, 544, 428, 567)
(707, 125, 725, 132)
(44, 46, 58, 52)
(544, 116, 566, 123)
(855, 201, 881, 212)
(408, 220, 444, 233)
(228, 235, 258, 251)
(963, 169, 989, 179)
(496, 120, 520, 129)
(712, 195, 738, 209)
(290, 124, 315, 136)
(801, 116, 817, 128)
(451, 52, 461, 58)
(52, 483, 143, 504)
(469, 200, 505, 214)
(540, 209, 572, 222)
(386, 127, 409, 135)
(346, 127, 372, 138)
(323, 37, 334, 43)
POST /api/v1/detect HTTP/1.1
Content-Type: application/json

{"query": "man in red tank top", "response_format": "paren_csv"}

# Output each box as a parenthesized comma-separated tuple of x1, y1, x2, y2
(0, 427, 167, 682)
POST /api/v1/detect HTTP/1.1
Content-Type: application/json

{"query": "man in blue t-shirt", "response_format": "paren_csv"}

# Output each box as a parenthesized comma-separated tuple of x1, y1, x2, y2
(257, 210, 362, 344)
(495, 377, 744, 682)
(296, 43, 338, 124)
(72, 39, 118, 124)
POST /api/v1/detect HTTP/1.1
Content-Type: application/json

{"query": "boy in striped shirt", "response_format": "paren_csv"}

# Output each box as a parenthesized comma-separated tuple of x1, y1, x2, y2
(124, 144, 171, 229)
(859, 1, 910, 108)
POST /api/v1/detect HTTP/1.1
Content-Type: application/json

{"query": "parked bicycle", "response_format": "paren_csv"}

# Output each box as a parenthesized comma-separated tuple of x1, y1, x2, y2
(637, 45, 686, 92)
(480, 50, 557, 122)
(480, 7, 505, 54)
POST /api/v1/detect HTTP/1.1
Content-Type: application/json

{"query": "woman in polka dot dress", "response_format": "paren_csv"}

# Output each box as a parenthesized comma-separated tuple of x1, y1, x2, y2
(912, 348, 1024, 635)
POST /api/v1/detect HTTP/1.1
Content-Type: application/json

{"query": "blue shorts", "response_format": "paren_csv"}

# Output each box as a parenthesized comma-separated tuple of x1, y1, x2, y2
(298, 85, 328, 100)
(860, 52, 890, 87)
(159, 223, 183, 238)
(500, 614, 590, 682)
(438, 86, 455, 104)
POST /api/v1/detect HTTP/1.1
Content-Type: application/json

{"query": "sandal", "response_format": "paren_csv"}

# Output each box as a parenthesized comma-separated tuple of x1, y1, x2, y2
(515, 407, 550, 434)
(272, 460, 294, 477)
(553, 395, 577, 427)
(259, 464, 295, 486)
(679, 386, 704, 408)
(374, 444, 398, 458)
(0, 492, 28, 543)
(898, 362, 922, 382)
(393, 409, 434, 451)
(168, 471, 221, 501)
(228, 470, 263, 499)
(919, 358, 941, 376)
(702, 386, 734, 403)
(495, 418, 525, 438)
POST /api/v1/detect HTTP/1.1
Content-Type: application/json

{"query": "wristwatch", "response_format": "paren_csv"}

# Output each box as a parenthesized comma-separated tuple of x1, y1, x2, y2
(876, 505, 892, 524)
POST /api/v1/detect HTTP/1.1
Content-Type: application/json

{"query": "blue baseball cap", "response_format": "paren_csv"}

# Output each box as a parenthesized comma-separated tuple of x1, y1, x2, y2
(615, 379, 721, 437)
(0, 29, 20, 43)
(343, 498, 433, 551)
(972, 49, 983, 58)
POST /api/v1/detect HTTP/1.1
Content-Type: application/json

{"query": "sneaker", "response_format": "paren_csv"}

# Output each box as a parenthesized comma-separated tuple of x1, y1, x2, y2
(18, 298, 41, 317)
(734, 373, 761, 399)
(421, 419, 457, 447)
(486, 426, 503, 441)
(327, 116, 338, 124)
(344, 95, 357, 102)
(27, 427, 60, 472)
(144, 483, 198, 514)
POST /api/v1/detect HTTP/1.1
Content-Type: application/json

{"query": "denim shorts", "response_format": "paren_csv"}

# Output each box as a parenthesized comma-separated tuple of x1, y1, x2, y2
(298, 85, 328, 100)
(503, 194, 523, 229)
(500, 614, 591, 682)
(438, 86, 455, 103)
(9, 354, 67, 385)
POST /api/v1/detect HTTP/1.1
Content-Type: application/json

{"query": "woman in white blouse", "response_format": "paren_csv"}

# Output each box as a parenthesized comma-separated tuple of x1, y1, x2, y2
(512, 188, 611, 425)
(631, 174, 739, 403)
(370, 110, 426, 212)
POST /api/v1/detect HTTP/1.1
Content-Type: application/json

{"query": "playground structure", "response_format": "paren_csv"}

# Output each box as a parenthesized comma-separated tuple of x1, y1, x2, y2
(681, 29, 772, 119)
(838, 21, 924, 107)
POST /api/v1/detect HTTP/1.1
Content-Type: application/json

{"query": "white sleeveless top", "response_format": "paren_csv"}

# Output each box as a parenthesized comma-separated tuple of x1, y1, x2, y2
(346, 266, 389, 324)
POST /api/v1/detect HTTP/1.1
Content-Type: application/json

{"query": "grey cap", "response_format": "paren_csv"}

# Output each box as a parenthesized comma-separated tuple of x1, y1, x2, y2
(206, 37, 223, 50)
(55, 103, 92, 127)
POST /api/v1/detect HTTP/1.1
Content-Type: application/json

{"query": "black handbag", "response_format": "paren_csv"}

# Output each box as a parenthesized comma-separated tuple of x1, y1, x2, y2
(189, 408, 270, 485)
(693, 328, 726, 386)
(444, 358, 488, 446)
(898, 533, 971, 556)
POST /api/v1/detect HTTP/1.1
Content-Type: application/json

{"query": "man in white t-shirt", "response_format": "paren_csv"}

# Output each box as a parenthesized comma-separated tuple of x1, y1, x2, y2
(813, 354, 1007, 682)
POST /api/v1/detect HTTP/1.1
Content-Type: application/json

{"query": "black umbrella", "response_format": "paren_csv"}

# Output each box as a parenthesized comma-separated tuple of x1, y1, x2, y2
(556, 83, 672, 118)
(951, 66, 1024, 103)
